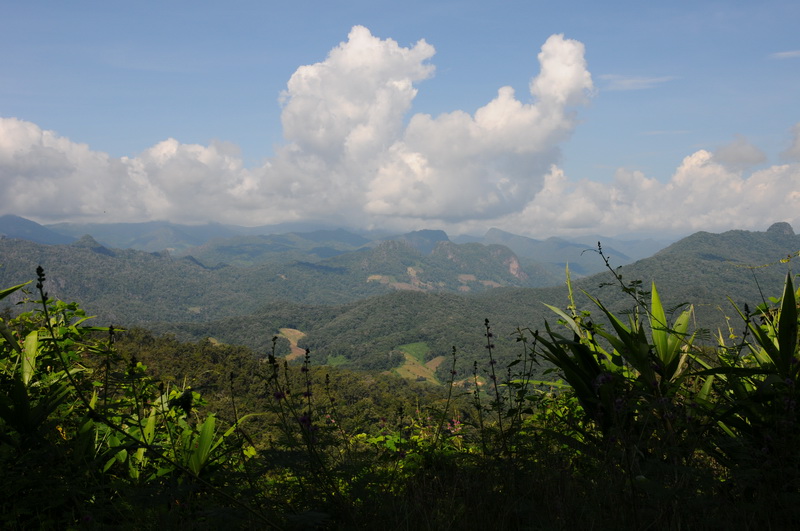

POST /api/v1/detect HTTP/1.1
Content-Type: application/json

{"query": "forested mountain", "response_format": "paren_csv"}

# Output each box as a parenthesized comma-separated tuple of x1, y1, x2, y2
(0, 214, 75, 245)
(604, 223, 800, 331)
(482, 227, 630, 277)
(45, 218, 355, 250)
(0, 231, 555, 326)
(2, 216, 797, 384)
(10, 214, 670, 273)
(177, 228, 372, 267)
(46, 219, 241, 252)
(154, 223, 800, 381)
(480, 227, 676, 276)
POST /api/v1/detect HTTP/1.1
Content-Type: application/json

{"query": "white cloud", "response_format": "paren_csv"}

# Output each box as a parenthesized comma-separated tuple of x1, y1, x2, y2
(599, 74, 676, 91)
(485, 150, 800, 237)
(712, 134, 766, 171)
(783, 123, 800, 161)
(364, 34, 593, 221)
(1, 27, 797, 240)
(279, 25, 434, 161)
(770, 50, 800, 59)
(0, 118, 263, 224)
(0, 28, 593, 228)
(642, 130, 690, 136)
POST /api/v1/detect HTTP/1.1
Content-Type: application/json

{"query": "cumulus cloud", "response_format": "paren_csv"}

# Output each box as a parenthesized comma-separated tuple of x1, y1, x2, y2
(783, 123, 800, 161)
(712, 134, 766, 171)
(1, 26, 797, 239)
(485, 149, 800, 237)
(364, 33, 593, 221)
(0, 28, 593, 228)
(0, 117, 259, 224)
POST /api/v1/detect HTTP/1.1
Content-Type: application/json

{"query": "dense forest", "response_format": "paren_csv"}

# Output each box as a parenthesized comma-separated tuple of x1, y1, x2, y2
(2, 222, 798, 382)
(2, 221, 800, 528)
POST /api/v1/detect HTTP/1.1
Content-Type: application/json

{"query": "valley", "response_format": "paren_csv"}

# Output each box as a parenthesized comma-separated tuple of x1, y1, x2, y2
(1, 215, 798, 384)
(2, 216, 800, 530)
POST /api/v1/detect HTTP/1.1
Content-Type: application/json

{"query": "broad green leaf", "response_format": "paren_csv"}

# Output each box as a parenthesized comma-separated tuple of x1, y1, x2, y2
(535, 330, 600, 413)
(0, 321, 21, 354)
(543, 303, 583, 337)
(21, 331, 39, 387)
(585, 293, 653, 381)
(651, 283, 670, 362)
(729, 298, 781, 371)
(697, 374, 715, 402)
(777, 272, 798, 376)
(142, 407, 157, 445)
(103, 456, 117, 473)
(0, 281, 31, 302)
(656, 299, 694, 381)
(189, 414, 217, 475)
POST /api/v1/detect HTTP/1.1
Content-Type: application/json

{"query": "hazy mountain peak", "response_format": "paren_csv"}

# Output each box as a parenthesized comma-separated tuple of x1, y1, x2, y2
(767, 221, 794, 237)
(71, 234, 115, 256)
(0, 215, 75, 245)
(396, 229, 450, 254)
(71, 234, 103, 247)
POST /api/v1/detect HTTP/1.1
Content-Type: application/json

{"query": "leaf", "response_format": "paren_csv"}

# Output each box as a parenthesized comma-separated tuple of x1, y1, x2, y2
(697, 374, 715, 403)
(21, 331, 39, 387)
(0, 281, 31, 302)
(777, 272, 798, 376)
(543, 303, 583, 337)
(649, 283, 694, 381)
(189, 414, 217, 475)
(103, 456, 118, 473)
(584, 293, 653, 381)
(0, 321, 21, 354)
(651, 283, 670, 362)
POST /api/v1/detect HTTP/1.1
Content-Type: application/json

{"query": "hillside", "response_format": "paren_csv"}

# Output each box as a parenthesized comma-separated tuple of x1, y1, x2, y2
(2, 214, 670, 274)
(0, 214, 75, 245)
(155, 224, 800, 381)
(177, 228, 372, 267)
(46, 220, 240, 252)
(0, 233, 552, 325)
(2, 220, 797, 383)
(482, 227, 632, 277)
(595, 223, 800, 333)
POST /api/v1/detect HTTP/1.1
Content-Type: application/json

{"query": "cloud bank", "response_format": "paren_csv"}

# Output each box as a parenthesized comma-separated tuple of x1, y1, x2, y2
(492, 150, 800, 237)
(1, 26, 799, 237)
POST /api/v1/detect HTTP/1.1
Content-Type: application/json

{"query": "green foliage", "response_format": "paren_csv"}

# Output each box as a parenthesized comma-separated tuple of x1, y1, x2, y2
(397, 341, 430, 362)
(529, 260, 800, 526)
(0, 234, 551, 330)
(4, 247, 800, 528)
(3, 226, 799, 391)
(0, 270, 275, 528)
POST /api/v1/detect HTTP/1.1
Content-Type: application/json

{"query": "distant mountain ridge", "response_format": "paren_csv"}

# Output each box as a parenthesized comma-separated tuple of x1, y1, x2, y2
(156, 223, 800, 378)
(390, 229, 450, 255)
(0, 224, 556, 326)
(182, 230, 372, 267)
(0, 215, 670, 276)
(1, 217, 798, 381)
(482, 228, 630, 277)
(45, 220, 240, 252)
(0, 215, 75, 245)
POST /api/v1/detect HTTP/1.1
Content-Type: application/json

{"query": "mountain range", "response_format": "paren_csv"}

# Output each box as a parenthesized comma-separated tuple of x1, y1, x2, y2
(0, 214, 672, 276)
(1, 214, 797, 382)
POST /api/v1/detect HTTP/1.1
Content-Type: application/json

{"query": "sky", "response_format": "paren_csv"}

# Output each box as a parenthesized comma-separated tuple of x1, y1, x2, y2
(1, 0, 799, 239)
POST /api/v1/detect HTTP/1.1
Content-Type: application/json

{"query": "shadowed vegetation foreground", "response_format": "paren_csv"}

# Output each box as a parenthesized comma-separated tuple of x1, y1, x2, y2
(3, 259, 800, 529)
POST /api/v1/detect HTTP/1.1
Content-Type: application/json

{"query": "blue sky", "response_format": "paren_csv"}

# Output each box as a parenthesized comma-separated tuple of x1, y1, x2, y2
(1, 1, 799, 238)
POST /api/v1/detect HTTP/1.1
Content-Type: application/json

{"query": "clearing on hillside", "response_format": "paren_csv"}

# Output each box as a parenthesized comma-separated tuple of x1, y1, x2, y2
(279, 328, 307, 361)
(392, 342, 445, 384)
